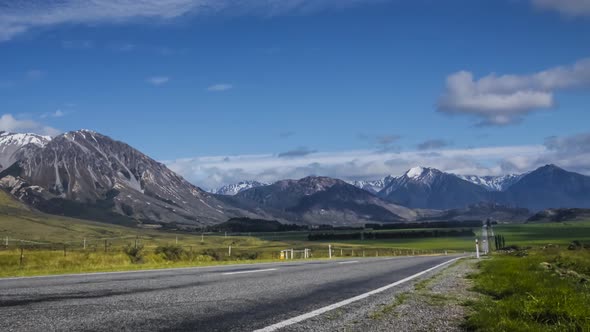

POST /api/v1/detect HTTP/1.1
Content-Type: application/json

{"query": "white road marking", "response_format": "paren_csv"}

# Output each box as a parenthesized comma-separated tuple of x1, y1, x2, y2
(338, 261, 359, 264)
(222, 268, 278, 275)
(253, 257, 463, 332)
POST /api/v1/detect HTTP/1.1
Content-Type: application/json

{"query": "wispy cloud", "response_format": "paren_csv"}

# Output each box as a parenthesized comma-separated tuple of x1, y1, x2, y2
(417, 139, 451, 151)
(0, 114, 60, 136)
(437, 57, 590, 125)
(278, 147, 317, 158)
(40, 110, 66, 119)
(25, 69, 45, 80)
(147, 76, 170, 86)
(0, 0, 381, 42)
(207, 83, 233, 92)
(279, 131, 296, 138)
(532, 0, 590, 17)
(61, 40, 94, 50)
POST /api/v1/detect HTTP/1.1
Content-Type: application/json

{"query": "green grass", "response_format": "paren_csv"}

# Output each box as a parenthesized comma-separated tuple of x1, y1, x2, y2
(494, 221, 590, 247)
(464, 247, 590, 331)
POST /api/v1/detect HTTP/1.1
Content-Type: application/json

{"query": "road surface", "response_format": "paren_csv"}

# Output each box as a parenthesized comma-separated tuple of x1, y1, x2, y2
(0, 255, 461, 331)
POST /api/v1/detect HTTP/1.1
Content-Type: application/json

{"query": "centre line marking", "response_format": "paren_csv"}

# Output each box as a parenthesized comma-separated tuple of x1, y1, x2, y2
(253, 257, 463, 332)
(222, 268, 277, 276)
(338, 261, 359, 264)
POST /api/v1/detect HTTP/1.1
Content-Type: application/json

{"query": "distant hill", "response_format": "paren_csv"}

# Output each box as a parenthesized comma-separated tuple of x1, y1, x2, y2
(528, 208, 590, 222)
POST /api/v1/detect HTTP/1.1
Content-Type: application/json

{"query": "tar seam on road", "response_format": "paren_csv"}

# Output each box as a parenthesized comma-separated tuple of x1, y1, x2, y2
(253, 256, 463, 332)
(337, 261, 359, 264)
(222, 268, 278, 275)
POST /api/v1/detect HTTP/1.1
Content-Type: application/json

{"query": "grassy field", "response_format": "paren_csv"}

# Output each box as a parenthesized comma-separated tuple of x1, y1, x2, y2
(464, 247, 590, 331)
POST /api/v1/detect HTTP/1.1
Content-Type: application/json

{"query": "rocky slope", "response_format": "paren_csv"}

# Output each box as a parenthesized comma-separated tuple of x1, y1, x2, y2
(503, 164, 590, 211)
(0, 130, 249, 227)
(379, 167, 492, 210)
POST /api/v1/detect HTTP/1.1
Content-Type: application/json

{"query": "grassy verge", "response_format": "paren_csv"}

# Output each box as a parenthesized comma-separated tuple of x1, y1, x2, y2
(464, 246, 590, 331)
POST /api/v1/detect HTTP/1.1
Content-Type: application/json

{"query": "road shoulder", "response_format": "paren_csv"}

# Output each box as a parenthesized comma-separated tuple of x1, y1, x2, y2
(281, 258, 479, 332)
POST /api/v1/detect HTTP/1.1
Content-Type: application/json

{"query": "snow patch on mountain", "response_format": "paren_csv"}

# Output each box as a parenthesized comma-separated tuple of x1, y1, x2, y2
(457, 174, 524, 191)
(215, 181, 269, 195)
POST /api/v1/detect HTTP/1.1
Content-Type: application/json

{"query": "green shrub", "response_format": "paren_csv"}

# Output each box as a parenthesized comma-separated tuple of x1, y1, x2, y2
(155, 245, 185, 261)
(123, 244, 145, 264)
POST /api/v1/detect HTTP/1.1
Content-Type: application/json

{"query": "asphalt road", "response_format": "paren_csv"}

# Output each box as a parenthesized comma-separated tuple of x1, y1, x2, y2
(0, 255, 461, 332)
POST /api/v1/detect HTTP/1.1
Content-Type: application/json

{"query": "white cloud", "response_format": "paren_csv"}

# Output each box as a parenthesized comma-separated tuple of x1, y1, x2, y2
(166, 133, 590, 190)
(165, 144, 555, 190)
(0, 0, 381, 42)
(207, 83, 233, 92)
(438, 57, 590, 125)
(532, 0, 590, 17)
(0, 114, 60, 136)
(147, 76, 170, 86)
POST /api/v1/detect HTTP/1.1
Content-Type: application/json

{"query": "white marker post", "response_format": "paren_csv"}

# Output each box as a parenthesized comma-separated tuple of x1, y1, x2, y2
(329, 245, 332, 259)
(476, 239, 480, 259)
(228, 245, 232, 257)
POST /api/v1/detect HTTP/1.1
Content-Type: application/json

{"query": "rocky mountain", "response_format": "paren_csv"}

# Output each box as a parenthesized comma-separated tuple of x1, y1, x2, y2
(0, 130, 250, 228)
(348, 175, 396, 194)
(378, 166, 492, 210)
(456, 174, 523, 191)
(503, 164, 590, 211)
(224, 176, 417, 226)
(215, 181, 269, 195)
(0, 131, 51, 171)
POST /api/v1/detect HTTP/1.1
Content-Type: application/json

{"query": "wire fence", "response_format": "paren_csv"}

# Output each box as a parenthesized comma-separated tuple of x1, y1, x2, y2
(0, 235, 457, 270)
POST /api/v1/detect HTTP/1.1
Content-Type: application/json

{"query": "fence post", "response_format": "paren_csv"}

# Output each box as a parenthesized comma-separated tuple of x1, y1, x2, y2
(19, 243, 24, 267)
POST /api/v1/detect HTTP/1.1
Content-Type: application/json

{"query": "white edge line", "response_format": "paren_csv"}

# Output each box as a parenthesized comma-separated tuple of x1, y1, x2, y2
(253, 257, 463, 332)
(222, 268, 278, 275)
(338, 261, 359, 264)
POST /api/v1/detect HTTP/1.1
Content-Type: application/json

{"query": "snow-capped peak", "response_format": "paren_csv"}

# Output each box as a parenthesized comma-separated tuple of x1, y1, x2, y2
(0, 131, 52, 148)
(406, 166, 425, 178)
(215, 180, 269, 195)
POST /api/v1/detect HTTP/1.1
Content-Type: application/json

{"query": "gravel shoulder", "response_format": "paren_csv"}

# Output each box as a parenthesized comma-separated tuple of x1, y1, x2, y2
(282, 257, 479, 332)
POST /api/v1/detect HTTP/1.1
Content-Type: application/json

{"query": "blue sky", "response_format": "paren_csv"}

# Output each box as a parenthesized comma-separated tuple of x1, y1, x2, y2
(1, 0, 590, 189)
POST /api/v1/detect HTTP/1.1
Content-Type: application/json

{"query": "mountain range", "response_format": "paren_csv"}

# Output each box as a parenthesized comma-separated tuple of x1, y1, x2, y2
(0, 129, 589, 228)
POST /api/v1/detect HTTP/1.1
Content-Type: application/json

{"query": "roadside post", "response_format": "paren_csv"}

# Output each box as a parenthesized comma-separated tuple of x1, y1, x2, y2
(328, 244, 332, 259)
(476, 239, 480, 259)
